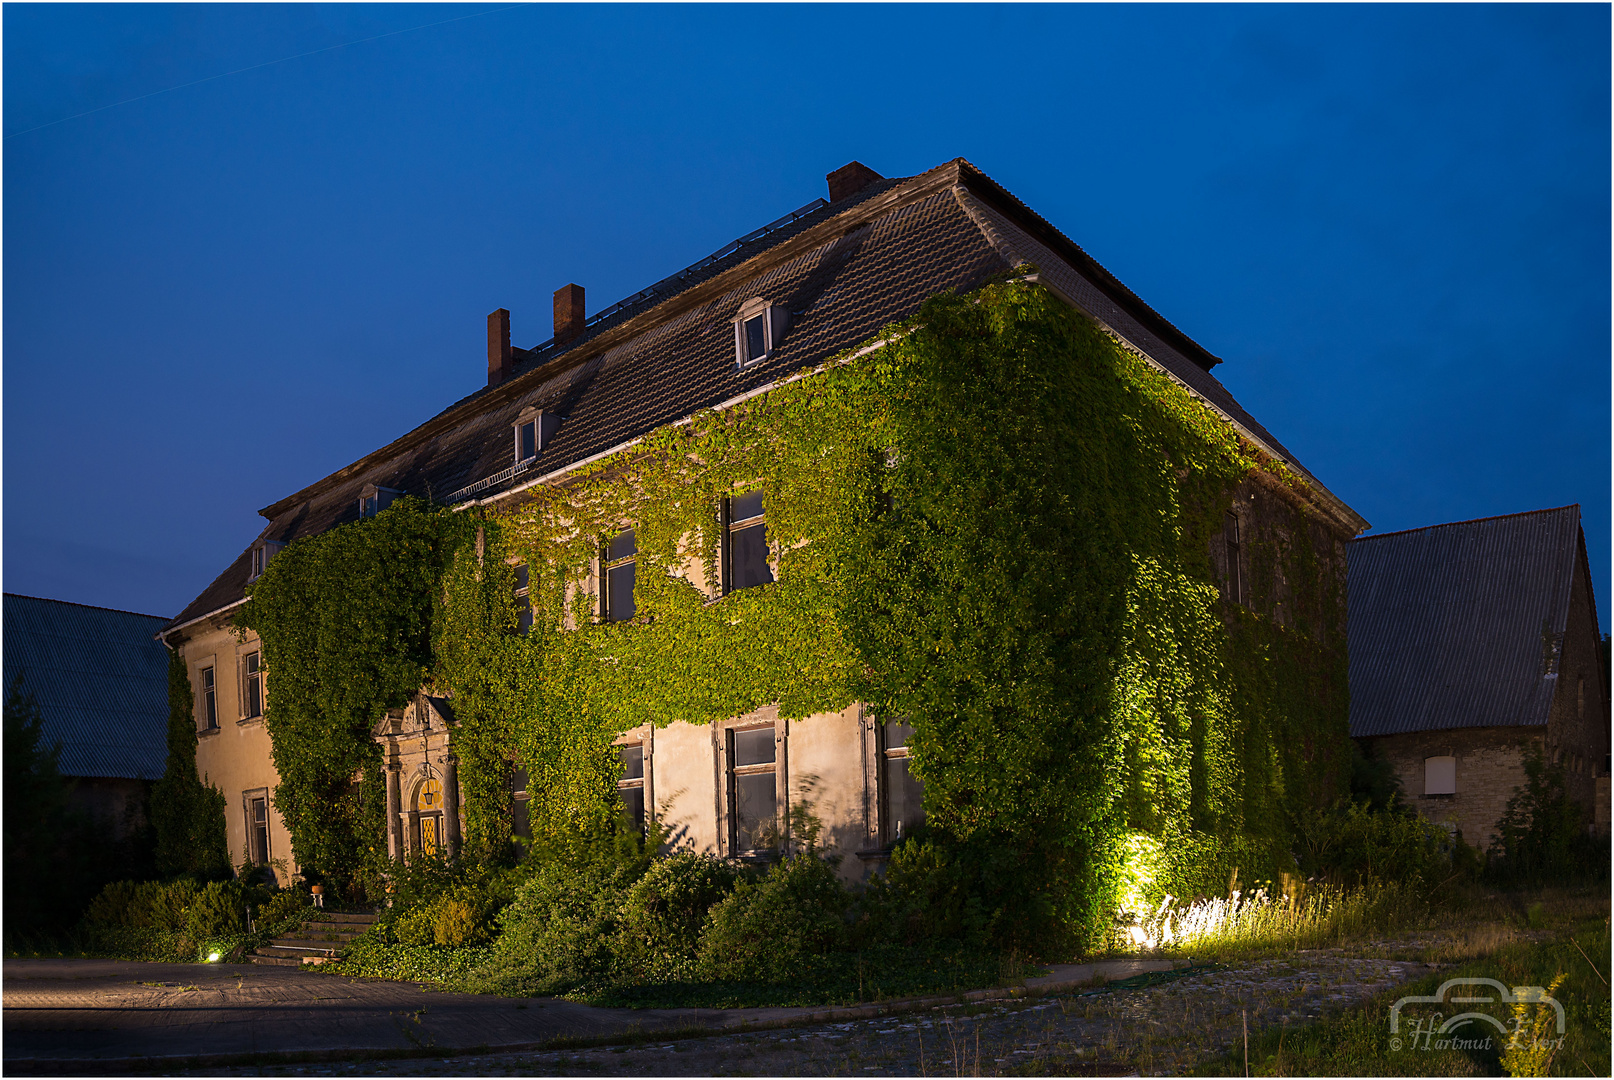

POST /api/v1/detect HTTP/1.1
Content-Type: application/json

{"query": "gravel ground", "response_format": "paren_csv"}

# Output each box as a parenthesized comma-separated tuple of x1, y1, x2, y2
(186, 953, 1443, 1077)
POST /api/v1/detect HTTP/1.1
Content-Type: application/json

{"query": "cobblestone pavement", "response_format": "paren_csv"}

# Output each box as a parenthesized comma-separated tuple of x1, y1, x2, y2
(1, 957, 1171, 1074)
(182, 953, 1444, 1077)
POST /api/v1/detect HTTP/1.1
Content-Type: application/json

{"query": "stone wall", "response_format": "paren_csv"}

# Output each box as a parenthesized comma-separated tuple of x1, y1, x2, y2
(1362, 725, 1540, 848)
(1542, 545, 1609, 822)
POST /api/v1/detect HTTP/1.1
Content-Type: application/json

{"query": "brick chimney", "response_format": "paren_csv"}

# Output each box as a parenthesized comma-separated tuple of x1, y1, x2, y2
(487, 308, 512, 387)
(827, 161, 883, 203)
(554, 283, 585, 344)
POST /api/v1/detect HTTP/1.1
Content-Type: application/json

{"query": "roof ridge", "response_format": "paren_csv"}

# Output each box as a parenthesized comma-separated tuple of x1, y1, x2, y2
(1351, 504, 1580, 543)
(4, 593, 171, 621)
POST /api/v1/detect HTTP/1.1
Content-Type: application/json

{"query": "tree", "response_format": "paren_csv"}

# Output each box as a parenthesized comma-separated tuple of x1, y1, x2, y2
(150, 651, 231, 879)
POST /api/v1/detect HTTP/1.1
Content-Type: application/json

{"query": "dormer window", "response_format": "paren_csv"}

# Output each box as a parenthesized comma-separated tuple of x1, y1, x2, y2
(248, 541, 285, 582)
(358, 484, 403, 519)
(513, 406, 561, 464)
(733, 298, 789, 370)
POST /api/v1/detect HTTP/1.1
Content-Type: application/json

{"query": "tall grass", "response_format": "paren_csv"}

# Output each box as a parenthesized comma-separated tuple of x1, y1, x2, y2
(1126, 878, 1431, 961)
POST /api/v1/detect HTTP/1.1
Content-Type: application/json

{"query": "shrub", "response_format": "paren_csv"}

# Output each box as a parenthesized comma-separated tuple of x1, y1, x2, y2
(83, 881, 147, 928)
(1292, 800, 1449, 891)
(473, 854, 646, 995)
(697, 853, 849, 982)
(83, 878, 201, 931)
(872, 828, 1070, 954)
(255, 888, 309, 930)
(186, 880, 252, 938)
(1490, 750, 1603, 883)
(616, 851, 737, 981)
(147, 879, 202, 932)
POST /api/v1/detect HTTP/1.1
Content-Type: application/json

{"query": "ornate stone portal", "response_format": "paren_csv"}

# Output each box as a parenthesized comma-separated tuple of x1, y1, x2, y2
(375, 694, 463, 860)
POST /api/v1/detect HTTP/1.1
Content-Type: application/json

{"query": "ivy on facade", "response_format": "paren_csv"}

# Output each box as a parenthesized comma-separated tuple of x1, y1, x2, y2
(237, 281, 1351, 927)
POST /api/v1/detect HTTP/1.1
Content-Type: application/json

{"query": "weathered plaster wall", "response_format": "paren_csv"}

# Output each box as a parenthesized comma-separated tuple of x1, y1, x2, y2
(641, 705, 878, 884)
(185, 620, 296, 881)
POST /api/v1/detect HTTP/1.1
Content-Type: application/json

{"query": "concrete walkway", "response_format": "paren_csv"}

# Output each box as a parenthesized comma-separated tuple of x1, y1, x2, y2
(2, 956, 1182, 1074)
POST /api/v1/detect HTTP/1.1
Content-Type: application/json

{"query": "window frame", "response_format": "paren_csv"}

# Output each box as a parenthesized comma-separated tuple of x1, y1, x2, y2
(617, 740, 647, 835)
(1223, 511, 1244, 606)
(509, 762, 531, 844)
(243, 789, 272, 864)
(247, 541, 284, 583)
(513, 562, 533, 635)
(725, 722, 781, 857)
(199, 665, 218, 732)
(241, 650, 263, 721)
(600, 529, 637, 623)
(732, 298, 788, 370)
(357, 484, 403, 519)
(512, 407, 560, 466)
(879, 720, 924, 845)
(1423, 755, 1457, 796)
(721, 492, 774, 596)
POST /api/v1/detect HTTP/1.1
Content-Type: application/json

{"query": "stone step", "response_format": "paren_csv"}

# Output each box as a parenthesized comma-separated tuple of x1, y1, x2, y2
(299, 926, 368, 941)
(307, 911, 378, 924)
(263, 939, 345, 956)
(247, 952, 304, 967)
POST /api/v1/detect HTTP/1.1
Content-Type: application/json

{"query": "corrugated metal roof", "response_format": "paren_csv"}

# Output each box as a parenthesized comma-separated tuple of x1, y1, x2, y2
(3, 594, 171, 780)
(1347, 506, 1580, 738)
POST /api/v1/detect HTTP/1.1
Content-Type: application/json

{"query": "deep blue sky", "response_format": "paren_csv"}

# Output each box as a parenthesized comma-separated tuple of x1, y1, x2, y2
(5, 4, 1609, 628)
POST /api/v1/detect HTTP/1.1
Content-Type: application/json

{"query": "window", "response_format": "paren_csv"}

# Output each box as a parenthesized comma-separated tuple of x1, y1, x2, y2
(602, 530, 636, 622)
(358, 484, 402, 519)
(618, 743, 646, 834)
(242, 652, 263, 720)
(510, 764, 531, 843)
(1424, 756, 1456, 796)
(1578, 673, 1585, 720)
(1224, 512, 1244, 605)
(248, 541, 284, 582)
(514, 563, 533, 634)
(200, 666, 218, 731)
(416, 776, 443, 855)
(882, 721, 924, 843)
(724, 492, 773, 594)
(512, 408, 560, 464)
(728, 726, 778, 853)
(246, 793, 270, 864)
(733, 298, 789, 369)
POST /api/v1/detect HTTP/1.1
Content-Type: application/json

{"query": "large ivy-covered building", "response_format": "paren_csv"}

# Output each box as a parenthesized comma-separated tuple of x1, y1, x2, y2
(162, 159, 1368, 904)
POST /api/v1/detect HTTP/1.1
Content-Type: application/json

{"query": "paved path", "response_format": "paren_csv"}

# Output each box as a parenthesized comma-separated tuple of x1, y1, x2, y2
(2, 957, 1180, 1074)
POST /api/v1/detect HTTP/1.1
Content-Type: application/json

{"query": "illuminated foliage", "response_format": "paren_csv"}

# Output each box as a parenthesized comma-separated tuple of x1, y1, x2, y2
(241, 281, 1351, 942)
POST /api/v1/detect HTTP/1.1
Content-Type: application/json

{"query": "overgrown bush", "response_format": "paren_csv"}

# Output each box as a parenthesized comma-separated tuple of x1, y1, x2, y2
(697, 853, 849, 982)
(186, 880, 252, 937)
(1291, 800, 1449, 891)
(82, 876, 273, 938)
(255, 887, 309, 930)
(615, 851, 737, 981)
(392, 884, 502, 947)
(1490, 750, 1605, 883)
(869, 828, 1073, 954)
(472, 845, 650, 995)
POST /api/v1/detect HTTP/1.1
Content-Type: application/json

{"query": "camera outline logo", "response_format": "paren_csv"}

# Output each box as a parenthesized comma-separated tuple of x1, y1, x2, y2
(1388, 977, 1565, 1053)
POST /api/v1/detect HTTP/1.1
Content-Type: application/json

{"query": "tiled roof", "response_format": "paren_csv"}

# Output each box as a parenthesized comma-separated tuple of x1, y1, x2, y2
(168, 158, 1363, 634)
(1347, 506, 1583, 738)
(3, 594, 171, 780)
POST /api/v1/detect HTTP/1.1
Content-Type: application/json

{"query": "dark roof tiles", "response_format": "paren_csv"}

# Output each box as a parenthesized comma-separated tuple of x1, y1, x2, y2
(168, 159, 1355, 634)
